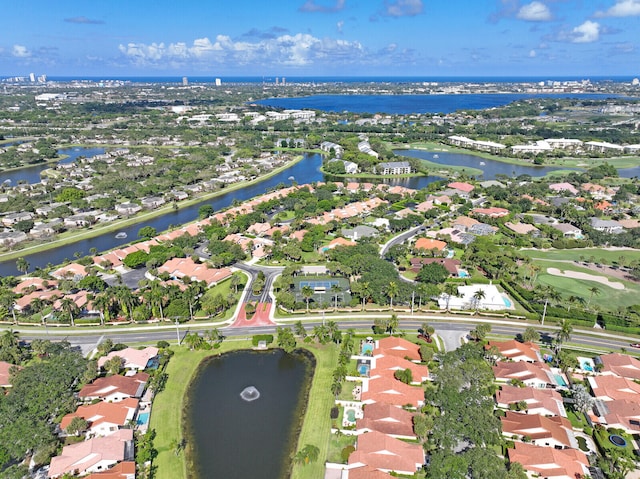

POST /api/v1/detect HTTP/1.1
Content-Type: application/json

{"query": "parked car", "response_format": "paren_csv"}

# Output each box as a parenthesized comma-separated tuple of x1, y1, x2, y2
(418, 334, 432, 343)
(630, 343, 640, 349)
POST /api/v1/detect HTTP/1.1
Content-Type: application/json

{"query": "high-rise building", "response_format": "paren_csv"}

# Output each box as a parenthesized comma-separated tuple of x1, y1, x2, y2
(215, 78, 221, 86)
(182, 76, 188, 86)
(282, 77, 286, 85)
(29, 72, 35, 82)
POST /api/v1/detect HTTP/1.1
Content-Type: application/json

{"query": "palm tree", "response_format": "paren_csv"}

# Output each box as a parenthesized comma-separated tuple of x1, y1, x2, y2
(386, 281, 398, 310)
(388, 314, 399, 335)
(60, 297, 78, 327)
(0, 291, 17, 324)
(16, 257, 29, 275)
(555, 318, 573, 354)
(359, 281, 372, 311)
(587, 286, 601, 309)
(472, 289, 486, 312)
(301, 286, 314, 312)
(92, 293, 111, 326)
(330, 283, 341, 310)
(443, 282, 459, 311)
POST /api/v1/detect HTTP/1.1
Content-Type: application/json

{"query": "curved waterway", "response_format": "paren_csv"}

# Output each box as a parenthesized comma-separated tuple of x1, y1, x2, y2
(184, 349, 313, 479)
(0, 153, 325, 276)
(0, 147, 106, 185)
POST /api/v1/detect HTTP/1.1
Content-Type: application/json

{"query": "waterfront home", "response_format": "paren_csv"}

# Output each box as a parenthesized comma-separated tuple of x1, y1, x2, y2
(115, 202, 142, 216)
(495, 385, 567, 417)
(97, 347, 159, 372)
(79, 373, 149, 402)
(48, 429, 134, 478)
(375, 161, 412, 175)
(550, 223, 583, 238)
(59, 398, 139, 437)
(548, 182, 578, 195)
(0, 230, 28, 247)
(140, 196, 165, 209)
(50, 262, 88, 281)
(500, 411, 577, 449)
(84, 461, 136, 479)
(508, 442, 589, 479)
(157, 257, 232, 287)
(584, 141, 624, 154)
(446, 181, 475, 198)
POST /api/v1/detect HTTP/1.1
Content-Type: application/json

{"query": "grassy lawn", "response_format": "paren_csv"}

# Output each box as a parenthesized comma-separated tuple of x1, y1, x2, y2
(521, 248, 640, 265)
(151, 339, 339, 479)
(151, 339, 252, 479)
(291, 343, 340, 479)
(326, 433, 357, 464)
(567, 409, 589, 429)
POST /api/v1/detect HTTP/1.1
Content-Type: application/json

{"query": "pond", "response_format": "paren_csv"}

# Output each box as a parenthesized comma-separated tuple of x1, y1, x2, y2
(184, 349, 314, 479)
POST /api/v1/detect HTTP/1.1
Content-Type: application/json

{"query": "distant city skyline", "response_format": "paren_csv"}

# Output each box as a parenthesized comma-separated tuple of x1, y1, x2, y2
(2, 0, 639, 77)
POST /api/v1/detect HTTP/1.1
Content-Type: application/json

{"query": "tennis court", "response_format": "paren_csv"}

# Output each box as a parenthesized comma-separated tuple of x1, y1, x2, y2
(298, 280, 340, 291)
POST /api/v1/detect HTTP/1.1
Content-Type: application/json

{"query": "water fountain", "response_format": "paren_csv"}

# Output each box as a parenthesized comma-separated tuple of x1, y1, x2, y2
(240, 386, 260, 402)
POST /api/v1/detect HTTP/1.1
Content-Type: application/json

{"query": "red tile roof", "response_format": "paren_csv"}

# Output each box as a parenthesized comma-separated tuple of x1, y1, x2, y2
(486, 340, 540, 362)
(598, 353, 640, 380)
(501, 411, 574, 448)
(79, 373, 149, 401)
(361, 376, 424, 408)
(495, 385, 565, 417)
(60, 398, 139, 433)
(84, 461, 136, 479)
(375, 337, 421, 361)
(348, 430, 423, 474)
(508, 442, 588, 479)
(356, 402, 416, 437)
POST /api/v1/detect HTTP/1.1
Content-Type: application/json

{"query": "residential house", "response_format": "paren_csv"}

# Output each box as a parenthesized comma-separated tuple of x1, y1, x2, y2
(505, 222, 540, 236)
(508, 442, 589, 479)
(592, 399, 640, 434)
(590, 217, 623, 234)
(468, 223, 497, 236)
(588, 375, 640, 402)
(492, 361, 558, 389)
(486, 340, 542, 363)
(545, 138, 583, 150)
(2, 211, 34, 226)
(584, 141, 624, 154)
(549, 182, 578, 195)
(413, 237, 447, 254)
(83, 461, 136, 479)
(410, 258, 461, 276)
(59, 398, 139, 437)
(48, 429, 134, 478)
(452, 215, 479, 232)
(374, 337, 421, 362)
(320, 237, 357, 252)
(157, 257, 232, 287)
(140, 197, 166, 209)
(320, 141, 343, 158)
(495, 385, 567, 417)
(348, 431, 424, 475)
(79, 373, 149, 402)
(438, 283, 511, 311)
(50, 262, 88, 281)
(361, 376, 424, 408)
(0, 361, 21, 388)
(369, 355, 429, 384)
(447, 182, 475, 198)
(355, 402, 416, 439)
(97, 347, 159, 371)
(500, 411, 578, 449)
(0, 231, 28, 246)
(596, 353, 640, 381)
(341, 225, 379, 241)
(115, 203, 142, 216)
(551, 223, 583, 238)
(471, 207, 509, 218)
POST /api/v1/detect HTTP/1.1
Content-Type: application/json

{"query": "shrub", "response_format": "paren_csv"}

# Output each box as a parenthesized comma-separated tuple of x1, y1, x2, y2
(341, 445, 355, 463)
(330, 407, 339, 419)
(251, 334, 274, 346)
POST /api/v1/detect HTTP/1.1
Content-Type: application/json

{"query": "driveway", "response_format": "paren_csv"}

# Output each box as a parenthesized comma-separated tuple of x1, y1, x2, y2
(434, 325, 470, 352)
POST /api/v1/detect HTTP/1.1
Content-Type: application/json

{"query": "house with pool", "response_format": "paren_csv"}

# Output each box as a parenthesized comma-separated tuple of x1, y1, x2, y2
(438, 282, 514, 311)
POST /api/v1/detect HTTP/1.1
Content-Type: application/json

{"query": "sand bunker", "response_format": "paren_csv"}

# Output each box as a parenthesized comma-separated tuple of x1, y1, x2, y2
(546, 268, 625, 290)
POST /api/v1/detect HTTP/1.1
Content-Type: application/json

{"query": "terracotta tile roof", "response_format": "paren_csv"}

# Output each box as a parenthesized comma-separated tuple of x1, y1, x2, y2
(452, 215, 480, 229)
(157, 257, 232, 286)
(97, 347, 159, 371)
(447, 182, 475, 193)
(504, 222, 539, 235)
(348, 431, 423, 474)
(414, 238, 447, 251)
(60, 398, 139, 433)
(495, 385, 566, 417)
(289, 229, 307, 242)
(14, 289, 62, 310)
(508, 442, 589, 479)
(410, 257, 460, 275)
(0, 360, 21, 387)
(347, 465, 394, 479)
(471, 207, 509, 217)
(589, 375, 640, 401)
(361, 376, 424, 408)
(51, 262, 88, 280)
(486, 340, 541, 362)
(492, 361, 555, 386)
(79, 373, 149, 401)
(598, 353, 640, 380)
(600, 399, 640, 433)
(372, 355, 429, 383)
(48, 429, 133, 478)
(375, 337, 421, 361)
(356, 402, 416, 437)
(84, 461, 136, 479)
(501, 411, 575, 448)
(13, 277, 58, 293)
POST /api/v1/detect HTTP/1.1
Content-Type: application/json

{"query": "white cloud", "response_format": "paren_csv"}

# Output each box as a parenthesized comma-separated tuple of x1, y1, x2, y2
(384, 0, 423, 17)
(12, 44, 31, 58)
(529, 49, 537, 57)
(337, 20, 344, 33)
(595, 0, 640, 17)
(517, 1, 552, 21)
(118, 33, 365, 68)
(571, 20, 600, 43)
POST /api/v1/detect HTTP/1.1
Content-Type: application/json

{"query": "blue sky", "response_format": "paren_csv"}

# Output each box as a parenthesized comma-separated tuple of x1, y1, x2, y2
(2, 0, 639, 77)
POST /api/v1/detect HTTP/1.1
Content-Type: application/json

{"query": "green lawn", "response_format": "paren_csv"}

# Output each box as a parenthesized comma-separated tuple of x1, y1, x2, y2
(521, 248, 640, 266)
(326, 433, 357, 464)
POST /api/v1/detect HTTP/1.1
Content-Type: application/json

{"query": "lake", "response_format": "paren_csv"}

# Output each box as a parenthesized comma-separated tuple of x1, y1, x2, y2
(184, 349, 313, 479)
(255, 93, 622, 114)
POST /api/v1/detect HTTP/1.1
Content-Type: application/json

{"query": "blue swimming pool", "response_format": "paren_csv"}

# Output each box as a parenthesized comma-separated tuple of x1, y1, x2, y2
(554, 374, 567, 387)
(582, 362, 593, 372)
(361, 343, 373, 355)
(503, 297, 512, 308)
(137, 412, 150, 425)
(358, 364, 370, 376)
(458, 270, 469, 278)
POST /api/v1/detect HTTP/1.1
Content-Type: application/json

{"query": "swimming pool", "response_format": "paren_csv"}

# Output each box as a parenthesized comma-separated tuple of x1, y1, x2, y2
(361, 343, 373, 355)
(502, 297, 512, 308)
(582, 361, 593, 372)
(358, 363, 370, 376)
(554, 374, 567, 387)
(345, 409, 356, 423)
(458, 270, 469, 278)
(137, 412, 150, 425)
